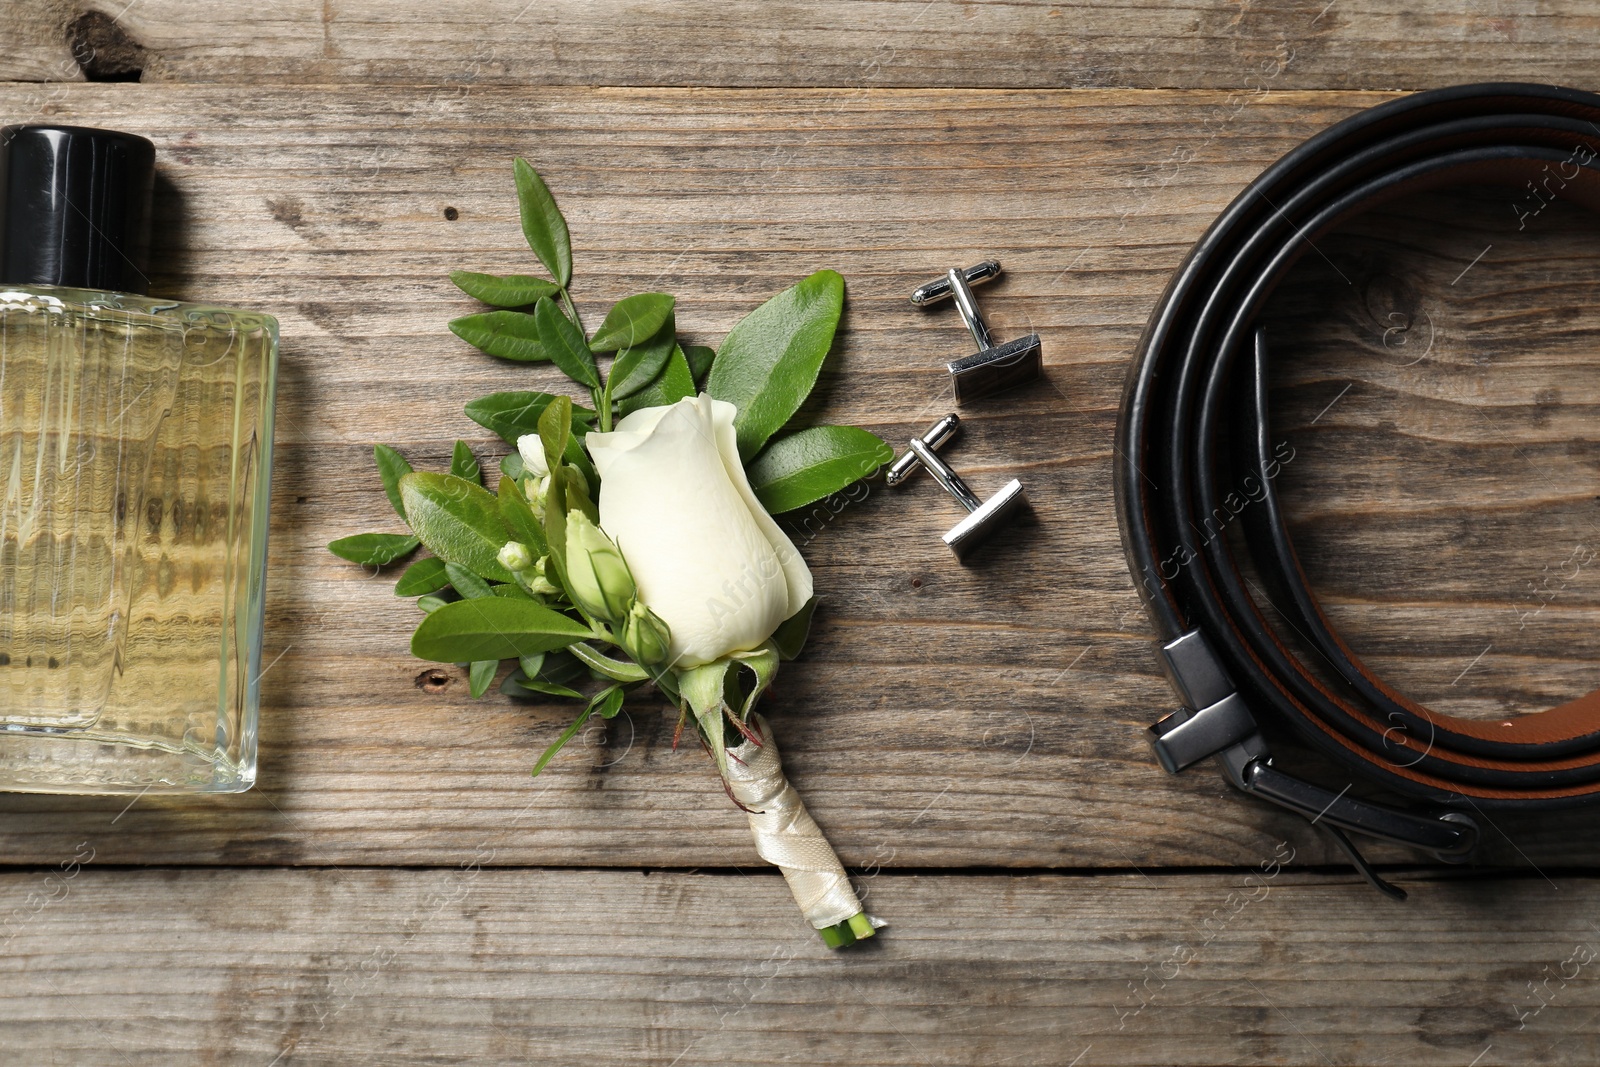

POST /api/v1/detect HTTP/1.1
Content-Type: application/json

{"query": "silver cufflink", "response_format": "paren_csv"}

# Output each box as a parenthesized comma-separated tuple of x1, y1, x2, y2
(884, 412, 959, 487)
(887, 414, 1027, 560)
(911, 260, 1042, 403)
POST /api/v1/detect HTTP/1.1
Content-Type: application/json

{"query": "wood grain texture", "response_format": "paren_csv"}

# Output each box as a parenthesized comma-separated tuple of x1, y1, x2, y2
(1262, 187, 1600, 723)
(0, 84, 1597, 875)
(3, 865, 1599, 1066)
(6, 0, 1600, 92)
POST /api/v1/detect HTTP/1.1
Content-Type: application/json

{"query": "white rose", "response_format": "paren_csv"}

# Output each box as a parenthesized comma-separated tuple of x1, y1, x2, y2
(585, 394, 812, 669)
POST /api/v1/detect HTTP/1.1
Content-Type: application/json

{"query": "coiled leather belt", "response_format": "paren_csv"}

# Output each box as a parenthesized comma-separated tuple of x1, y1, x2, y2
(1115, 82, 1600, 895)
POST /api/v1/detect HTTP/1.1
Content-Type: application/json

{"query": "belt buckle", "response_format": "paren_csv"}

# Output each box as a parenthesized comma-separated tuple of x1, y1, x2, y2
(1147, 629, 1481, 897)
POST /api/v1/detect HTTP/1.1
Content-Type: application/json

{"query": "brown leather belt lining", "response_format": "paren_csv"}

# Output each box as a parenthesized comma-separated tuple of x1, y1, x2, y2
(1115, 83, 1600, 884)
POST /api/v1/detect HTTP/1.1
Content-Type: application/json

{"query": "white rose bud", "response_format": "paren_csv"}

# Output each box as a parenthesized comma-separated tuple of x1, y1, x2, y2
(514, 556, 561, 598)
(585, 394, 812, 669)
(620, 600, 671, 665)
(563, 511, 637, 623)
(497, 540, 534, 573)
(515, 433, 551, 479)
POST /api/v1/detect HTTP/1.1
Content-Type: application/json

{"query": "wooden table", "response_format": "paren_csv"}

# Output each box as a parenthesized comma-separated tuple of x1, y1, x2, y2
(4, 3, 1600, 1063)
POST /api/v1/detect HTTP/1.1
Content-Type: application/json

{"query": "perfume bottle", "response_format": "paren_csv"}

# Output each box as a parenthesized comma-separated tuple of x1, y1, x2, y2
(0, 125, 276, 793)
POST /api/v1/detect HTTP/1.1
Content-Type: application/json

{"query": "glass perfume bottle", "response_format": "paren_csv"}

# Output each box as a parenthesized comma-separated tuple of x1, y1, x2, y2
(0, 125, 276, 793)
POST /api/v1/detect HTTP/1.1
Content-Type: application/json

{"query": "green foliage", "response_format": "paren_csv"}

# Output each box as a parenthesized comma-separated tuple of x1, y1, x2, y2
(448, 310, 548, 362)
(513, 158, 572, 288)
(497, 475, 548, 556)
(400, 472, 515, 583)
(333, 161, 887, 781)
(537, 395, 573, 478)
(450, 441, 481, 485)
(412, 597, 593, 663)
(771, 597, 819, 661)
(327, 532, 418, 566)
(605, 315, 676, 400)
(394, 557, 450, 596)
(616, 345, 695, 417)
(465, 391, 593, 444)
(747, 426, 892, 514)
(444, 561, 495, 600)
(468, 658, 499, 699)
(373, 444, 413, 520)
(705, 269, 845, 460)
(534, 296, 600, 389)
(589, 293, 674, 353)
(683, 344, 715, 385)
(449, 270, 559, 307)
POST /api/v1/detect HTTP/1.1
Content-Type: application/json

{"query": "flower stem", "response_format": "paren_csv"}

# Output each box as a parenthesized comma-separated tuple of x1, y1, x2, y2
(558, 286, 585, 336)
(817, 912, 876, 949)
(597, 377, 614, 433)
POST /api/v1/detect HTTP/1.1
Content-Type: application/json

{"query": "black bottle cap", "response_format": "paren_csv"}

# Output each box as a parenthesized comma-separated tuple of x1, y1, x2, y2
(0, 124, 156, 296)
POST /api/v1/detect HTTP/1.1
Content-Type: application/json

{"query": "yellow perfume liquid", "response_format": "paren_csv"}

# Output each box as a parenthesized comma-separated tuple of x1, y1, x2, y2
(0, 124, 278, 793)
(0, 288, 276, 792)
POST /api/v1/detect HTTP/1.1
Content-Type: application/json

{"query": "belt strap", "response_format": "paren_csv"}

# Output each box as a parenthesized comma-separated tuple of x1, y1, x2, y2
(1116, 82, 1600, 885)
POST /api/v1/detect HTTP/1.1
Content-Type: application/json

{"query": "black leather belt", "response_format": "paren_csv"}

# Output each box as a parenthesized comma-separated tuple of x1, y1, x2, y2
(1115, 82, 1600, 895)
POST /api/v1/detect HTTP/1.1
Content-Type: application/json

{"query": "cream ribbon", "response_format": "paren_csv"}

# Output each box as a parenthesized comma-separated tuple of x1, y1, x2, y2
(724, 714, 869, 930)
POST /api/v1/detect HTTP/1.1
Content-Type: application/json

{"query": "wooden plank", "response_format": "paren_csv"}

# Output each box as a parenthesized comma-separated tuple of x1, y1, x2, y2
(7, 0, 1600, 91)
(1262, 187, 1600, 723)
(0, 85, 1595, 874)
(2, 865, 1598, 1065)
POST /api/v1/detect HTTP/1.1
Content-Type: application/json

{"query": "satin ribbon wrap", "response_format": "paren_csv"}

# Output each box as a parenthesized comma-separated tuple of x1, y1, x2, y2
(724, 714, 868, 930)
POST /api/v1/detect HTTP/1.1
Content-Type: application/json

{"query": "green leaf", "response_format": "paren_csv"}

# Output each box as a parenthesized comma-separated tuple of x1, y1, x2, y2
(465, 391, 594, 444)
(616, 344, 696, 417)
(503, 670, 584, 701)
(399, 471, 515, 583)
(497, 475, 548, 557)
(493, 582, 533, 600)
(500, 451, 525, 481)
(542, 466, 571, 595)
(680, 659, 733, 777)
(654, 667, 681, 705)
(445, 561, 495, 600)
(606, 315, 676, 400)
(534, 297, 600, 389)
(513, 158, 572, 289)
(469, 659, 498, 699)
(506, 650, 591, 700)
(418, 594, 450, 614)
(705, 269, 845, 460)
(328, 532, 419, 566)
(538, 400, 583, 583)
(592, 684, 626, 719)
(728, 644, 779, 721)
(563, 432, 601, 499)
(539, 396, 573, 474)
(747, 425, 893, 514)
(564, 467, 599, 524)
(373, 444, 413, 520)
(450, 440, 482, 485)
(395, 557, 450, 596)
(589, 293, 675, 354)
(449, 311, 548, 363)
(449, 270, 559, 307)
(537, 649, 590, 689)
(530, 703, 594, 777)
(412, 596, 593, 662)
(771, 596, 818, 661)
(569, 642, 649, 682)
(684, 344, 715, 385)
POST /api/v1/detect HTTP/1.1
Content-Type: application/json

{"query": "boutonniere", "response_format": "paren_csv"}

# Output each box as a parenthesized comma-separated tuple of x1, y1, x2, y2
(331, 160, 891, 947)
